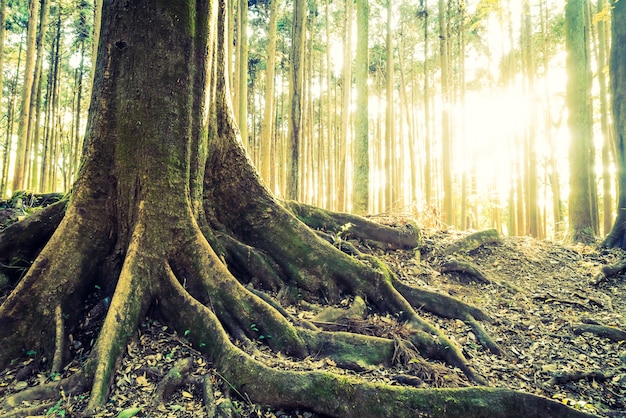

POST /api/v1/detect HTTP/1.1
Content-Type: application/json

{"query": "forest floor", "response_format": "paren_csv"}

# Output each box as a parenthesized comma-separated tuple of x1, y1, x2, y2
(1, 215, 626, 417)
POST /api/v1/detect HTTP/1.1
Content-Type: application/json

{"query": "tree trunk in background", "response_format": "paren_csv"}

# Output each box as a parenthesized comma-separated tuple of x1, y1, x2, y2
(337, 0, 352, 211)
(566, 0, 596, 243)
(352, 0, 369, 215)
(398, 22, 417, 210)
(594, 0, 613, 236)
(287, 0, 306, 200)
(458, 3, 468, 230)
(0, 0, 6, 196)
(522, 0, 539, 237)
(11, 0, 40, 193)
(90, 0, 103, 87)
(439, 0, 453, 226)
(259, 0, 279, 187)
(540, 0, 563, 238)
(302, 32, 313, 202)
(384, 0, 394, 212)
(601, 0, 626, 248)
(335, 0, 354, 212)
(323, 0, 333, 208)
(227, 0, 235, 96)
(28, 0, 51, 191)
(72, 42, 86, 183)
(237, 0, 248, 147)
(41, 12, 61, 192)
(420, 1, 432, 207)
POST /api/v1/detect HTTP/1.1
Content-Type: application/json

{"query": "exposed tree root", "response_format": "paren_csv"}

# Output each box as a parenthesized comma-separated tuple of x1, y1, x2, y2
(2, 201, 592, 417)
(593, 258, 626, 285)
(440, 257, 493, 285)
(157, 268, 592, 418)
(284, 200, 421, 249)
(444, 228, 501, 255)
(572, 323, 626, 342)
(154, 357, 195, 401)
(1, 371, 89, 412)
(0, 200, 66, 286)
(550, 369, 618, 385)
(0, 400, 57, 418)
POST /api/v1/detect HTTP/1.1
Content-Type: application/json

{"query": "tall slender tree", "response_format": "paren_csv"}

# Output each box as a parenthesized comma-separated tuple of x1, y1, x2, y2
(337, 0, 353, 211)
(259, 0, 279, 186)
(353, 0, 369, 214)
(11, 0, 40, 192)
(439, 0, 453, 226)
(0, 0, 7, 196)
(602, 0, 626, 248)
(287, 0, 306, 199)
(565, 0, 596, 243)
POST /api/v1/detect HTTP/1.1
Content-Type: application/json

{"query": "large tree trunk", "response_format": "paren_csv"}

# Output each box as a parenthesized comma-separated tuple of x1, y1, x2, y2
(0, 1, 593, 417)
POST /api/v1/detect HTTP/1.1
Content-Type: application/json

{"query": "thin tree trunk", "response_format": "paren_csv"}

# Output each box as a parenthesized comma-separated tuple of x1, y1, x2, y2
(594, 0, 613, 236)
(353, 0, 369, 214)
(566, 0, 596, 243)
(287, 0, 306, 200)
(237, 0, 248, 146)
(522, 0, 539, 237)
(439, 0, 453, 226)
(41, 12, 62, 192)
(73, 42, 85, 182)
(28, 0, 51, 191)
(259, 0, 279, 185)
(90, 0, 103, 87)
(540, 0, 563, 238)
(384, 0, 394, 212)
(421, 0, 432, 206)
(0, 0, 7, 196)
(337, 0, 353, 211)
(12, 0, 40, 192)
(323, 0, 332, 208)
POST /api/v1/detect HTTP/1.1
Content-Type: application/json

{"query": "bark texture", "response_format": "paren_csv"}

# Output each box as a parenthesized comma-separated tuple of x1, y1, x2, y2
(602, 0, 626, 249)
(0, 1, 594, 417)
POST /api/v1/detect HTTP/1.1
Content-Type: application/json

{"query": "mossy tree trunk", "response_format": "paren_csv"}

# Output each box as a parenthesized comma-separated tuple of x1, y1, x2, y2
(0, 1, 593, 417)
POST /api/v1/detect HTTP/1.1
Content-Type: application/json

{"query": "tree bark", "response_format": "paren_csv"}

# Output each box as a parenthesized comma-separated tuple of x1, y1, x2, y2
(439, 0, 453, 226)
(602, 0, 626, 248)
(566, 0, 596, 243)
(11, 0, 40, 192)
(286, 0, 306, 200)
(259, 0, 279, 187)
(353, 0, 369, 214)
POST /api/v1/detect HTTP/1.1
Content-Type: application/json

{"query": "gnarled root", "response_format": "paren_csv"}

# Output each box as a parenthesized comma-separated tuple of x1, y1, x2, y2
(158, 264, 593, 418)
(0, 210, 595, 417)
(284, 200, 421, 250)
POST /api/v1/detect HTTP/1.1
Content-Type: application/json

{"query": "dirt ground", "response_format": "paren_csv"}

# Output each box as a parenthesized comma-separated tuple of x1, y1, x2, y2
(1, 224, 625, 417)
